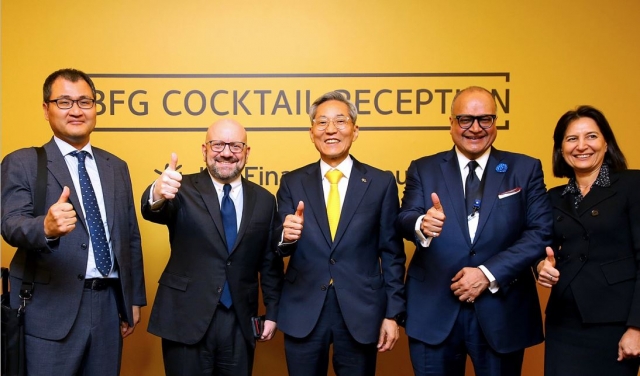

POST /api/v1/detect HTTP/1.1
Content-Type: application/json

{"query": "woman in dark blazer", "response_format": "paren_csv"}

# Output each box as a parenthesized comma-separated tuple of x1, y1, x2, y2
(537, 105, 640, 375)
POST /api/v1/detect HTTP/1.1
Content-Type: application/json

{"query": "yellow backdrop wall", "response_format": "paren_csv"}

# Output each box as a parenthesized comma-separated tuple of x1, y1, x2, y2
(2, 1, 640, 375)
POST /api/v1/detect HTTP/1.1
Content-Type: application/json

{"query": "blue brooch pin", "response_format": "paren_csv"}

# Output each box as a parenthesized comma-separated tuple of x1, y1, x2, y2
(496, 163, 508, 173)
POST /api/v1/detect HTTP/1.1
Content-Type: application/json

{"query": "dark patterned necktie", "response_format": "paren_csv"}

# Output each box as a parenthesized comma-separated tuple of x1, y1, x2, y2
(219, 183, 236, 308)
(71, 151, 111, 276)
(465, 160, 481, 217)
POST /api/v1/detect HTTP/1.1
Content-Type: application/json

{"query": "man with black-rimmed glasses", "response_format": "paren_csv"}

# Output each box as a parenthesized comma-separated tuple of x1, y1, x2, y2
(1, 68, 146, 376)
(141, 119, 284, 376)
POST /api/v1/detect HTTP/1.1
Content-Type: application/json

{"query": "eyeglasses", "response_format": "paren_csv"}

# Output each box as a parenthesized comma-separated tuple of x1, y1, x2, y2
(46, 98, 96, 109)
(206, 140, 246, 153)
(312, 116, 350, 131)
(454, 114, 497, 130)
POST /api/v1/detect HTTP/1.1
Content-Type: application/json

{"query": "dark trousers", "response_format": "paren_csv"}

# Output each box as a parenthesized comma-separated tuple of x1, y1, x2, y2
(162, 304, 254, 376)
(409, 303, 524, 376)
(284, 285, 377, 376)
(25, 285, 122, 376)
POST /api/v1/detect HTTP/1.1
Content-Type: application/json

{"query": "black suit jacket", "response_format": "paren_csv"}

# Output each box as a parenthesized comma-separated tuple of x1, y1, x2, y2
(1, 138, 146, 340)
(141, 171, 284, 345)
(275, 157, 406, 344)
(547, 170, 640, 327)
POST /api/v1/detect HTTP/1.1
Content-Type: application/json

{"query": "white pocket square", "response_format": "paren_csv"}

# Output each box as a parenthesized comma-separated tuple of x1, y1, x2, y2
(498, 187, 521, 199)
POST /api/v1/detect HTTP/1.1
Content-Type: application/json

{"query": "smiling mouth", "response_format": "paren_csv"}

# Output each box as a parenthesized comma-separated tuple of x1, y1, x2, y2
(573, 154, 593, 159)
(325, 139, 340, 144)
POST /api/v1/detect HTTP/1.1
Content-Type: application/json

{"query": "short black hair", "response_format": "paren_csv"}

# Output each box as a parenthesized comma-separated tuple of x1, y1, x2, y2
(43, 68, 96, 102)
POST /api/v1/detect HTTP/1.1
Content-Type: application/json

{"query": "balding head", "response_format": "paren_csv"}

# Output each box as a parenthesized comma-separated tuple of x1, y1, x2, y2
(202, 118, 250, 184)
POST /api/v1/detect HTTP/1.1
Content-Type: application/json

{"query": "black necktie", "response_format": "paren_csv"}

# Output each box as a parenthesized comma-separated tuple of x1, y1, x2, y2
(71, 151, 112, 276)
(465, 160, 481, 217)
(219, 184, 236, 308)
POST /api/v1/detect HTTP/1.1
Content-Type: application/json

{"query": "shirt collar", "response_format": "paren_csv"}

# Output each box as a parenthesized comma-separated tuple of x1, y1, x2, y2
(320, 155, 353, 180)
(455, 147, 491, 174)
(54, 136, 94, 158)
(209, 173, 242, 195)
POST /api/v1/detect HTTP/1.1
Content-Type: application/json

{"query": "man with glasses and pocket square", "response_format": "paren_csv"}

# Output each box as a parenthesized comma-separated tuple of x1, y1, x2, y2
(396, 86, 553, 376)
(1, 68, 146, 376)
(141, 118, 284, 376)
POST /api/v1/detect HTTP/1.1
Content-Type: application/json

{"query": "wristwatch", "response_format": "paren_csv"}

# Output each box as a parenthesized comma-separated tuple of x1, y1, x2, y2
(387, 312, 407, 327)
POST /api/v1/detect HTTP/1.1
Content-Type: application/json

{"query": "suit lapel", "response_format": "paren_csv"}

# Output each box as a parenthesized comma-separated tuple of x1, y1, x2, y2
(236, 178, 256, 252)
(193, 170, 227, 248)
(43, 140, 88, 233)
(440, 149, 470, 246)
(333, 158, 370, 247)
(92, 149, 115, 234)
(474, 148, 506, 244)
(301, 162, 332, 247)
(577, 176, 617, 217)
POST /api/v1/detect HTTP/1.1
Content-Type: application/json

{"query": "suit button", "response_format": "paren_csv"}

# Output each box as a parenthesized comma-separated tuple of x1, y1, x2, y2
(226, 261, 232, 266)
(470, 251, 476, 256)
(556, 215, 563, 222)
(591, 209, 599, 216)
(320, 285, 327, 291)
(77, 274, 84, 280)
(217, 287, 223, 293)
(330, 259, 336, 265)
(81, 243, 88, 250)
(579, 255, 587, 262)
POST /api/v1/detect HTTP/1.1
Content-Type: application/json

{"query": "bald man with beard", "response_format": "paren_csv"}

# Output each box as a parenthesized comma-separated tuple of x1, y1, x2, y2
(141, 119, 284, 376)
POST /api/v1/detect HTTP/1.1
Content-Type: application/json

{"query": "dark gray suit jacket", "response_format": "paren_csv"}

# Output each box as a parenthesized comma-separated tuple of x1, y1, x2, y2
(141, 171, 284, 345)
(1, 138, 147, 340)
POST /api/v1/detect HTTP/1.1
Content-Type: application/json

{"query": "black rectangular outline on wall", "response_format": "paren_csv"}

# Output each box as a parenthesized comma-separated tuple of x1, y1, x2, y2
(89, 72, 510, 132)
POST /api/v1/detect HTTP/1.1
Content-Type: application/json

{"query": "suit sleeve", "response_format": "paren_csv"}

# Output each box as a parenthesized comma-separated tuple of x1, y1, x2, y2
(380, 174, 407, 317)
(1, 149, 50, 251)
(396, 160, 427, 242)
(122, 162, 146, 307)
(625, 172, 640, 328)
(275, 174, 297, 257)
(259, 196, 284, 322)
(482, 159, 552, 288)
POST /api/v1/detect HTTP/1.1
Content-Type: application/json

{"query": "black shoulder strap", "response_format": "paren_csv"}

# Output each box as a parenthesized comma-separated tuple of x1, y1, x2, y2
(19, 146, 48, 299)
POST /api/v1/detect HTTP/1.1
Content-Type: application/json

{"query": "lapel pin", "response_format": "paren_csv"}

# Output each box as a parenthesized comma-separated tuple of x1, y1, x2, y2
(362, 178, 367, 183)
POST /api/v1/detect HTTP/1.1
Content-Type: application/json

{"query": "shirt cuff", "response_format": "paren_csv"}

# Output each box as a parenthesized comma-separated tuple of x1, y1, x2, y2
(414, 215, 432, 248)
(478, 265, 499, 293)
(278, 230, 297, 246)
(148, 182, 166, 210)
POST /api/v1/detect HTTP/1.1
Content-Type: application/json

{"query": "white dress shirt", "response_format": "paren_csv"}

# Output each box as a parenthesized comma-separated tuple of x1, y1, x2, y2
(53, 137, 117, 278)
(413, 147, 498, 292)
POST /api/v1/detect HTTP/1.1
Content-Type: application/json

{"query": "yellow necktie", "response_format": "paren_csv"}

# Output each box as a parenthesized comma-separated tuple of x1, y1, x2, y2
(325, 169, 343, 240)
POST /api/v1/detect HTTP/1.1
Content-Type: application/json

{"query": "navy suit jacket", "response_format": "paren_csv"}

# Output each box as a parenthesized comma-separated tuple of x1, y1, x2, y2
(141, 171, 284, 345)
(396, 147, 552, 353)
(276, 157, 406, 344)
(546, 170, 640, 327)
(1, 138, 146, 340)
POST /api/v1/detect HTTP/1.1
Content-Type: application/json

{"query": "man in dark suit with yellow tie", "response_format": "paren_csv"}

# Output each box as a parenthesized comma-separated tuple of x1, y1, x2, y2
(276, 91, 406, 376)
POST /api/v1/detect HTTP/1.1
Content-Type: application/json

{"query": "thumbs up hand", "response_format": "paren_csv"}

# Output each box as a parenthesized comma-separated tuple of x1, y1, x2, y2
(153, 153, 182, 201)
(283, 201, 304, 243)
(421, 192, 447, 238)
(44, 186, 77, 237)
(536, 246, 560, 288)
